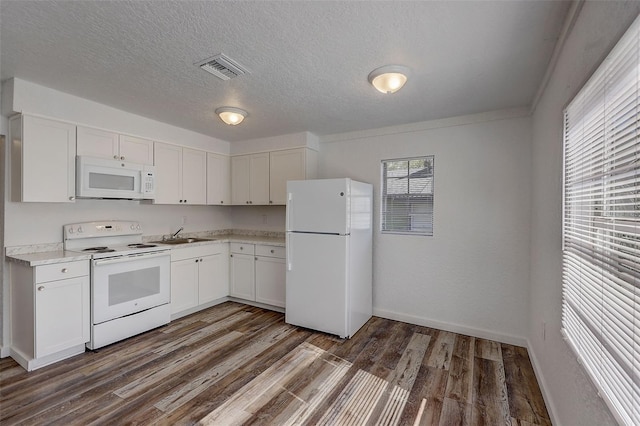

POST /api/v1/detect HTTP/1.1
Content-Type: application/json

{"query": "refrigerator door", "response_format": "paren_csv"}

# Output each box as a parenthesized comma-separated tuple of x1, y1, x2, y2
(285, 232, 348, 337)
(286, 179, 350, 235)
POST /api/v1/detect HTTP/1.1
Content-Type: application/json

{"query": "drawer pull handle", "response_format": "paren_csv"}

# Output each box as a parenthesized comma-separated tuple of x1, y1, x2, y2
(240, 247, 243, 250)
(38, 286, 45, 292)
(270, 249, 275, 253)
(61, 268, 68, 273)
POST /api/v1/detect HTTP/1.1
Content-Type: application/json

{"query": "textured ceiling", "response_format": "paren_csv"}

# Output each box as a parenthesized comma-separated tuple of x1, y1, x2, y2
(0, 1, 571, 142)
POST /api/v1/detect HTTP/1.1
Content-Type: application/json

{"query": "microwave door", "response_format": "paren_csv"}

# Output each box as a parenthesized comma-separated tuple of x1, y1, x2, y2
(78, 162, 143, 199)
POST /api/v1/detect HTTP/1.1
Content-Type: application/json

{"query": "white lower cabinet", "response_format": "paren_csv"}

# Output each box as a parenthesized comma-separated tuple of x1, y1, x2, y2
(170, 244, 229, 318)
(230, 243, 285, 308)
(10, 259, 90, 371)
(230, 247, 255, 300)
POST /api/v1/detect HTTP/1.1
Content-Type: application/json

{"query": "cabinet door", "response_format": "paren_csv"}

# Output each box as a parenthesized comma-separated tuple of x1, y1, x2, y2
(269, 149, 306, 205)
(170, 258, 199, 314)
(198, 250, 229, 304)
(207, 152, 231, 205)
(182, 148, 207, 205)
(119, 135, 154, 165)
(35, 276, 89, 358)
(153, 142, 183, 204)
(231, 155, 251, 205)
(16, 116, 76, 203)
(230, 253, 255, 300)
(255, 256, 286, 308)
(76, 126, 119, 160)
(250, 153, 270, 205)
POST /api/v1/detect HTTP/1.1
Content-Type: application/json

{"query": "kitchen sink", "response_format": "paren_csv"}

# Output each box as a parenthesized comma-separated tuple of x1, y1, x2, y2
(153, 237, 215, 245)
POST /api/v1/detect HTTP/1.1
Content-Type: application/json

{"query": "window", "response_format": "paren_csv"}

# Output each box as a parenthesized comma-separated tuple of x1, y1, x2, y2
(562, 15, 640, 426)
(381, 156, 434, 235)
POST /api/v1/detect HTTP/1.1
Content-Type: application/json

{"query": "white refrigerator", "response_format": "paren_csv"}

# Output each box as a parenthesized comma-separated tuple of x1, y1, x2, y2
(285, 178, 373, 338)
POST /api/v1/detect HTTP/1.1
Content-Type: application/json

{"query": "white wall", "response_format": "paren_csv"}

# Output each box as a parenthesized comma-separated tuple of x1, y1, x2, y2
(5, 78, 231, 154)
(231, 132, 319, 155)
(320, 110, 532, 344)
(4, 200, 232, 246)
(228, 205, 286, 233)
(529, 2, 640, 425)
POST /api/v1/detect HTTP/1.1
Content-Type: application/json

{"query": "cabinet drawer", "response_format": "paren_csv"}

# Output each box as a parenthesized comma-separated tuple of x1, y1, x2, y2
(35, 260, 89, 283)
(170, 244, 221, 262)
(255, 245, 286, 259)
(230, 243, 255, 255)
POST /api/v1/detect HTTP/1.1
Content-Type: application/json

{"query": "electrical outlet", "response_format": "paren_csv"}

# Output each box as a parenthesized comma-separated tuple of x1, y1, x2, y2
(262, 214, 268, 224)
(542, 321, 546, 341)
(181, 216, 187, 225)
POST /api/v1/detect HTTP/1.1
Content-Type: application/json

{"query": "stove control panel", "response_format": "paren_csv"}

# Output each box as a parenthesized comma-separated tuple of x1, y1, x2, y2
(64, 221, 142, 239)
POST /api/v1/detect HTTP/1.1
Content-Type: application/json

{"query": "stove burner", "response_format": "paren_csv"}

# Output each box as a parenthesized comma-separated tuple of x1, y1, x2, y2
(95, 249, 116, 253)
(82, 246, 108, 251)
(128, 243, 157, 249)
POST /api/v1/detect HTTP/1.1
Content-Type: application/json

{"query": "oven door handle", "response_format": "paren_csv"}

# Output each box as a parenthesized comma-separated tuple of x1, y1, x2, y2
(92, 251, 170, 266)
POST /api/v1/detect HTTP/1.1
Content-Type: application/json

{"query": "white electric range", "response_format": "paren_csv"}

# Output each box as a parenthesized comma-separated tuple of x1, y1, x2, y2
(64, 220, 171, 349)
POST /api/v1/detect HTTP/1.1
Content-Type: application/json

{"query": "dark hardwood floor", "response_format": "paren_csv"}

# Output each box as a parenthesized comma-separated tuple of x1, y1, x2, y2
(0, 302, 550, 425)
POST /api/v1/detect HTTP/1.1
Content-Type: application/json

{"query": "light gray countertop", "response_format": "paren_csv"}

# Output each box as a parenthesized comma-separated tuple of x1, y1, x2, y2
(7, 251, 92, 267)
(6, 232, 285, 266)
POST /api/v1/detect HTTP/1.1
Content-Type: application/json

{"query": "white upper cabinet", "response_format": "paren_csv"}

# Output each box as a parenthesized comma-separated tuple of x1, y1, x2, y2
(154, 142, 206, 205)
(251, 153, 270, 204)
(11, 115, 76, 203)
(154, 142, 182, 204)
(231, 152, 270, 205)
(269, 148, 318, 205)
(231, 155, 250, 205)
(77, 126, 153, 165)
(118, 135, 154, 165)
(76, 126, 119, 159)
(231, 148, 318, 206)
(207, 152, 231, 205)
(182, 148, 207, 205)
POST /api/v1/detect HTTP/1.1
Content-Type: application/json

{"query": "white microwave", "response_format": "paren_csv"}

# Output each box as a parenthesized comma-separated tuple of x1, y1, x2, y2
(76, 156, 156, 200)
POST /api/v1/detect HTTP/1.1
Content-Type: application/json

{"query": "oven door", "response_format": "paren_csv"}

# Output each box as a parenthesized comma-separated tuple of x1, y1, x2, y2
(91, 252, 170, 324)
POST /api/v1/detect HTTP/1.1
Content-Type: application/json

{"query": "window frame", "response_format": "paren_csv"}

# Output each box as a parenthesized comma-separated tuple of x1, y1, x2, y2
(380, 155, 434, 236)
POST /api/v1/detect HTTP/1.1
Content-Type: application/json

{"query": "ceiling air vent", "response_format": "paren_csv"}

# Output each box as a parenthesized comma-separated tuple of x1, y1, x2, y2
(197, 54, 250, 80)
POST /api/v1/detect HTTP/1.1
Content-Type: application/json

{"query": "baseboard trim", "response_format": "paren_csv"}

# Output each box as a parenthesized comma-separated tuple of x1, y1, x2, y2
(228, 297, 285, 313)
(525, 339, 560, 426)
(372, 308, 527, 347)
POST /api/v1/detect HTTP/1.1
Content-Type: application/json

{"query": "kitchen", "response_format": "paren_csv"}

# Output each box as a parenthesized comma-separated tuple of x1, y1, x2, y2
(1, 1, 638, 425)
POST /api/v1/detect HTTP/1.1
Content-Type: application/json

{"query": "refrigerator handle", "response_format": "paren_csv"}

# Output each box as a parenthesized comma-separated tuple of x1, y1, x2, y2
(285, 192, 293, 232)
(285, 192, 292, 270)
(286, 232, 292, 271)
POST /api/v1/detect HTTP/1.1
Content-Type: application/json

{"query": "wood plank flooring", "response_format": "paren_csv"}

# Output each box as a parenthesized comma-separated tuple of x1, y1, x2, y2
(0, 302, 551, 425)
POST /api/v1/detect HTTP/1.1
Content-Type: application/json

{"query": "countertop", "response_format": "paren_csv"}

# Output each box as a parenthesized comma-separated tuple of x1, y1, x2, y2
(6, 251, 92, 267)
(6, 232, 285, 266)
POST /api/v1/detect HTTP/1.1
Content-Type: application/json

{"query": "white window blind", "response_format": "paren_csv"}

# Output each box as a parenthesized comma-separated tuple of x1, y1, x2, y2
(562, 15, 640, 426)
(381, 156, 434, 235)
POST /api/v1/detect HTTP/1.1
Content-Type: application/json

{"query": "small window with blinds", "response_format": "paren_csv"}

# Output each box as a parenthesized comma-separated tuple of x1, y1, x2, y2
(381, 156, 434, 235)
(562, 15, 640, 426)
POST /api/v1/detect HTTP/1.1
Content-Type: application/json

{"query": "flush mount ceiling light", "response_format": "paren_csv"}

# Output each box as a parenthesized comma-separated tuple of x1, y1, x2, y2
(368, 65, 410, 94)
(215, 107, 247, 125)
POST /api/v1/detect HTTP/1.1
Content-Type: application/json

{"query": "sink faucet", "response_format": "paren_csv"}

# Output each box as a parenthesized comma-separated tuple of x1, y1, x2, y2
(171, 227, 184, 239)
